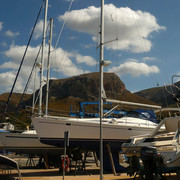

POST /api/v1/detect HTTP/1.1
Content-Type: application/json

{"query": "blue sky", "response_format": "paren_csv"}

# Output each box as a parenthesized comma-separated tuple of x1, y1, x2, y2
(0, 0, 180, 94)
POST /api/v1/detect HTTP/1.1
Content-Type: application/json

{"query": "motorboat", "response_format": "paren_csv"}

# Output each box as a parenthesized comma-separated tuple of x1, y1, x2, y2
(122, 115, 180, 178)
(0, 122, 14, 132)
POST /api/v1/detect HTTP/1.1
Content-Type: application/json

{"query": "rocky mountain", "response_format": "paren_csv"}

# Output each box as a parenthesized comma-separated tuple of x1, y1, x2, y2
(135, 81, 180, 107)
(41, 72, 156, 109)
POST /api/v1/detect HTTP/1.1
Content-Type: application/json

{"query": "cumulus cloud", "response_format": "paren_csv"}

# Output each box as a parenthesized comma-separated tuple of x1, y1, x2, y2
(0, 43, 96, 93)
(108, 60, 160, 77)
(5, 30, 20, 38)
(0, 22, 3, 31)
(0, 62, 20, 70)
(0, 72, 15, 88)
(0, 45, 39, 93)
(4, 44, 40, 66)
(34, 20, 44, 39)
(58, 4, 165, 53)
(75, 54, 96, 66)
(50, 47, 85, 76)
(142, 56, 156, 61)
(0, 71, 24, 93)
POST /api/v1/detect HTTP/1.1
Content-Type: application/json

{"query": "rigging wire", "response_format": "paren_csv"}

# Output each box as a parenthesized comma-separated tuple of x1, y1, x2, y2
(104, 3, 121, 98)
(131, 10, 159, 87)
(53, 0, 74, 51)
(15, 43, 42, 116)
(53, 0, 89, 79)
(1, 0, 45, 122)
(129, 6, 176, 107)
(50, 0, 74, 79)
(15, 15, 51, 120)
(5, 112, 28, 127)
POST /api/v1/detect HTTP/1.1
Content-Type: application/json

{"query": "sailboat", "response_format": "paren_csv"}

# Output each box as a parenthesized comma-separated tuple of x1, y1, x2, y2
(0, 3, 64, 162)
(32, 0, 164, 172)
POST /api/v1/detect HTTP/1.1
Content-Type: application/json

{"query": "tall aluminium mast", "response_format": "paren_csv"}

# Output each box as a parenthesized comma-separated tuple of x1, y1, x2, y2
(45, 18, 53, 116)
(99, 0, 104, 179)
(39, 0, 48, 116)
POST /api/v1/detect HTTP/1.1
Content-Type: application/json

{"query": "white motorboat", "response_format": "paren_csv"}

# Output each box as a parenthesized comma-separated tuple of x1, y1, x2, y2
(122, 115, 180, 177)
(0, 122, 14, 132)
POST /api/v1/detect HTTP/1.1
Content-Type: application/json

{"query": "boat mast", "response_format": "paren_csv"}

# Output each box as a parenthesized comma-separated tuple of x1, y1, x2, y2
(45, 18, 53, 116)
(39, 0, 48, 116)
(32, 65, 37, 114)
(99, 0, 104, 179)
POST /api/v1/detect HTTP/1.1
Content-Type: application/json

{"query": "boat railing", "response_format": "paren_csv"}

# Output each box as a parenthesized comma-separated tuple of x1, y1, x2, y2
(105, 117, 157, 127)
(164, 74, 180, 105)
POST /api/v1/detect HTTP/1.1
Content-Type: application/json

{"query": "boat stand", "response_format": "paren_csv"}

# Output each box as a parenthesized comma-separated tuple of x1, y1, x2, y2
(106, 144, 117, 175)
(69, 149, 88, 175)
(26, 155, 36, 167)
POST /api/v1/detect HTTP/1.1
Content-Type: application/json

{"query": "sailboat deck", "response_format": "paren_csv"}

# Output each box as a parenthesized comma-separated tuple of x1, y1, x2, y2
(40, 115, 159, 128)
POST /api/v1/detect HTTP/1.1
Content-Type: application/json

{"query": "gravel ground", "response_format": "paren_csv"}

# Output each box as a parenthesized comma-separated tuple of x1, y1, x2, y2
(0, 154, 178, 180)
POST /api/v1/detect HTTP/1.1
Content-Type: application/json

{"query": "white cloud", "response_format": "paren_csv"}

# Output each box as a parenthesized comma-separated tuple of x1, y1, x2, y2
(50, 47, 86, 76)
(142, 56, 156, 61)
(108, 60, 160, 77)
(0, 71, 24, 93)
(0, 22, 3, 31)
(0, 72, 15, 87)
(5, 30, 20, 38)
(0, 61, 20, 70)
(75, 54, 96, 66)
(59, 4, 165, 53)
(34, 20, 44, 39)
(4, 44, 40, 66)
(0, 45, 43, 93)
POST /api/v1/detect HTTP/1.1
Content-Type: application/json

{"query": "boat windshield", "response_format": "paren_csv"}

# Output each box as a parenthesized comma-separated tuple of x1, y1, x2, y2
(125, 111, 148, 120)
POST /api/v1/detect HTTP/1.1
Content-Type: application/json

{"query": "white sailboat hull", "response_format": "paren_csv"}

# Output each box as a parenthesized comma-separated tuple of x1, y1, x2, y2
(32, 115, 159, 150)
(0, 131, 63, 155)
